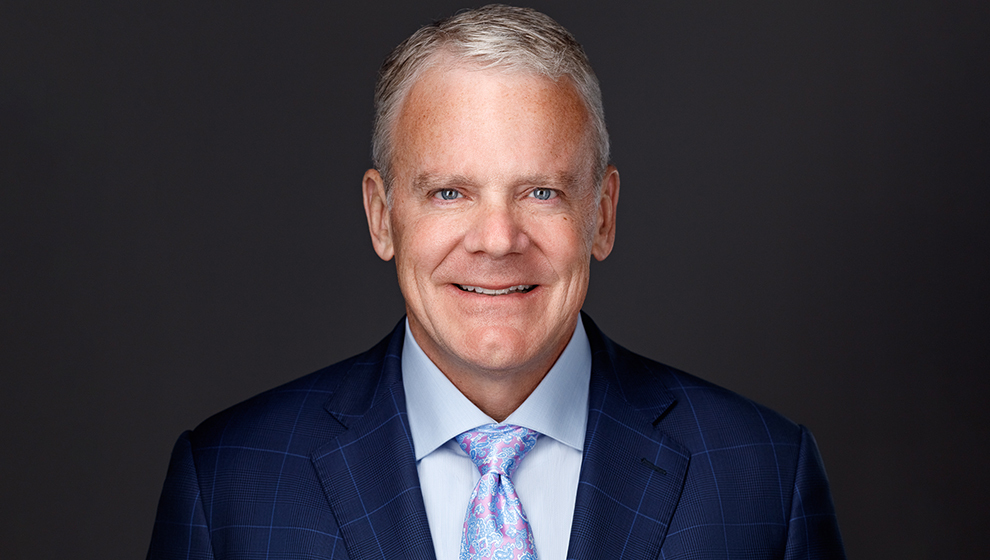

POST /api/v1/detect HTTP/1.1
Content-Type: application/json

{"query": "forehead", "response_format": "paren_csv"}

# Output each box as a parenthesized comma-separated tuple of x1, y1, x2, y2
(390, 63, 594, 181)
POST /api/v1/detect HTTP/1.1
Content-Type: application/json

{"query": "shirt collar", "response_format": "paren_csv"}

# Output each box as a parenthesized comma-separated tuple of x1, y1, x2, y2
(403, 316, 591, 461)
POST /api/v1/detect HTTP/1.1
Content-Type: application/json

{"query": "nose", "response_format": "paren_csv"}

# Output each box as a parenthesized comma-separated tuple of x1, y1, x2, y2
(462, 201, 529, 257)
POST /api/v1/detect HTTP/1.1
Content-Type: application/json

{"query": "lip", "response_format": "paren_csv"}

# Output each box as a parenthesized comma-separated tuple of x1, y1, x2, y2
(453, 283, 538, 296)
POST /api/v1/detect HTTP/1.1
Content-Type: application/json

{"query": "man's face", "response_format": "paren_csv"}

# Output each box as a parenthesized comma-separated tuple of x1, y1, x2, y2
(364, 64, 618, 383)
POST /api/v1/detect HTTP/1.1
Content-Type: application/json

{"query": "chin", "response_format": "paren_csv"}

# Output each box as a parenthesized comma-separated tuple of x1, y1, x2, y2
(455, 327, 549, 373)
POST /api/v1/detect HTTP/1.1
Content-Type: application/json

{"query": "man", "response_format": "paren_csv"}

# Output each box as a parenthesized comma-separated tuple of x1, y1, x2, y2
(148, 5, 845, 559)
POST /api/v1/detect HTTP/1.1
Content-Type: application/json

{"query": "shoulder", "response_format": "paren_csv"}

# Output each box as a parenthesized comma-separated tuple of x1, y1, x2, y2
(185, 361, 342, 449)
(585, 315, 803, 453)
(643, 355, 802, 450)
(186, 321, 404, 453)
(600, 341, 845, 556)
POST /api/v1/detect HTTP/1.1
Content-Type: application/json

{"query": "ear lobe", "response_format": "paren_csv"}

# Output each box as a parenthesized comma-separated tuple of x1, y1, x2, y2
(363, 169, 394, 261)
(591, 165, 620, 261)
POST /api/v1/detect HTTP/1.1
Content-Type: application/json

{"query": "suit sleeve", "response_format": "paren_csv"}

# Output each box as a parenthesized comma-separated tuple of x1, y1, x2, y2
(784, 426, 847, 560)
(147, 431, 215, 560)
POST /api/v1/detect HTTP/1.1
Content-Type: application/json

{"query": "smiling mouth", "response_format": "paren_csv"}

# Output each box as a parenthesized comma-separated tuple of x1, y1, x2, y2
(455, 284, 537, 296)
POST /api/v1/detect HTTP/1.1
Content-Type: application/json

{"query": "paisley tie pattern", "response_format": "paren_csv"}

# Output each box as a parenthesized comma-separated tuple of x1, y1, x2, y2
(455, 423, 540, 560)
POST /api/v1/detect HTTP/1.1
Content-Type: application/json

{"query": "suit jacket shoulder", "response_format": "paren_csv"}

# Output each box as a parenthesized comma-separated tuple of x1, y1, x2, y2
(605, 331, 803, 454)
(148, 319, 436, 560)
(189, 322, 401, 446)
(576, 313, 845, 559)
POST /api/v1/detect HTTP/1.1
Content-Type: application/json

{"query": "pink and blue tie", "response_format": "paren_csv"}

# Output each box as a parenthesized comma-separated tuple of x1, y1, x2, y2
(456, 423, 540, 560)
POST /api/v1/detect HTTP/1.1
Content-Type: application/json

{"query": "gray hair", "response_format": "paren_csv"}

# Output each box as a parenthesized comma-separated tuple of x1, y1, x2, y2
(371, 4, 610, 197)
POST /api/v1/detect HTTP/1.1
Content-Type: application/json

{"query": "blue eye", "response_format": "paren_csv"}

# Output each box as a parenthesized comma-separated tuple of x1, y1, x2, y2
(532, 188, 556, 200)
(436, 189, 460, 200)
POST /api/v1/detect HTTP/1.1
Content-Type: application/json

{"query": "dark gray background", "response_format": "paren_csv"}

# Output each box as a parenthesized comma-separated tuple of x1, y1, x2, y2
(2, 1, 987, 558)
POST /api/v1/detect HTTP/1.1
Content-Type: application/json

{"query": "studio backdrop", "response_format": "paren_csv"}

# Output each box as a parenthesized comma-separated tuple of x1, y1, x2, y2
(1, 1, 987, 558)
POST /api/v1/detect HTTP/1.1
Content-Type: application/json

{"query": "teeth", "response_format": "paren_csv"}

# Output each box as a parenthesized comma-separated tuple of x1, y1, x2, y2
(458, 284, 535, 296)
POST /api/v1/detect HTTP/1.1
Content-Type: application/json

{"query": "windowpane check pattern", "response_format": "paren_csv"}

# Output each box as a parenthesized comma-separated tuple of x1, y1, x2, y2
(148, 314, 844, 559)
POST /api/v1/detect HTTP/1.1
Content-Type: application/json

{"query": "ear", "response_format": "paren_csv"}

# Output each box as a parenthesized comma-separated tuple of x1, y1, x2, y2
(363, 169, 394, 261)
(591, 165, 620, 261)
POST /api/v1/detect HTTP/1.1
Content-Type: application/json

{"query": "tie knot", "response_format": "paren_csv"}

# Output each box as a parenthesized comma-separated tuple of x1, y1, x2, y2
(455, 423, 538, 477)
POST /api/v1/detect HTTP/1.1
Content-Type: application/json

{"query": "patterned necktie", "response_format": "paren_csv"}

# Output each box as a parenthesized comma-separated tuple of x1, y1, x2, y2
(455, 423, 540, 560)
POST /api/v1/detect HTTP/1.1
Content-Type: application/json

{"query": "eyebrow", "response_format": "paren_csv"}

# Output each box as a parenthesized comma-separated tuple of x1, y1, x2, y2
(411, 173, 475, 192)
(411, 171, 583, 192)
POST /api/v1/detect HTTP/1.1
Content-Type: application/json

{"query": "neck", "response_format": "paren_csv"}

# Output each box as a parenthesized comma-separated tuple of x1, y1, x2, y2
(444, 366, 548, 422)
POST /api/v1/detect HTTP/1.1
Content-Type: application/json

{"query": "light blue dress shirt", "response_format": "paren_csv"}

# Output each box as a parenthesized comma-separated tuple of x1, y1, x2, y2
(402, 316, 591, 560)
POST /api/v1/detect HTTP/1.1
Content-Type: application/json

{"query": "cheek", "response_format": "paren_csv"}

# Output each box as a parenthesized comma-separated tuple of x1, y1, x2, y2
(535, 215, 596, 269)
(393, 213, 462, 273)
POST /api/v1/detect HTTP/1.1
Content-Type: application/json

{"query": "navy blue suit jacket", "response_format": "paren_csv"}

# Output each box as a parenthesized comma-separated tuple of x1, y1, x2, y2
(148, 315, 845, 559)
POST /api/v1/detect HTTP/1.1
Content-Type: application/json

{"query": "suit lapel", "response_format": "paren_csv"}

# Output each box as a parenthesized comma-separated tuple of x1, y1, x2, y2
(308, 316, 688, 559)
(567, 316, 691, 560)
(310, 323, 437, 560)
